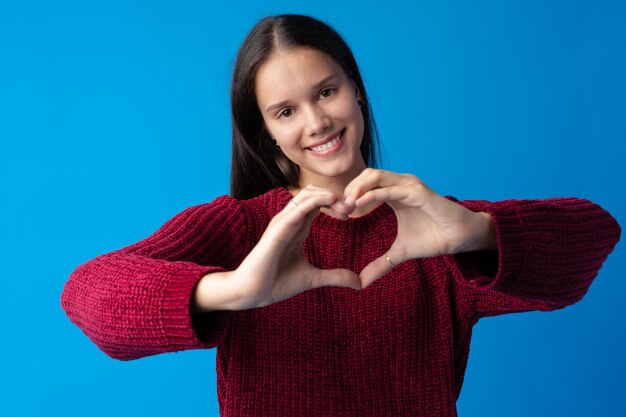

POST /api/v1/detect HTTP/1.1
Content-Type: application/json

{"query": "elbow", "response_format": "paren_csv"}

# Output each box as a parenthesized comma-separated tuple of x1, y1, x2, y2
(609, 213, 621, 249)
(591, 203, 621, 260)
(60, 277, 126, 361)
(566, 198, 621, 261)
(61, 286, 152, 361)
(60, 265, 151, 362)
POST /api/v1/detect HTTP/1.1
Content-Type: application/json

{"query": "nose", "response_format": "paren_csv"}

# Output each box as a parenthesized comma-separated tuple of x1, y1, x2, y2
(304, 104, 331, 136)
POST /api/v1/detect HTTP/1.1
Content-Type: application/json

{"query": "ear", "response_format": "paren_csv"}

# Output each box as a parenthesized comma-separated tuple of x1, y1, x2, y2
(351, 80, 363, 102)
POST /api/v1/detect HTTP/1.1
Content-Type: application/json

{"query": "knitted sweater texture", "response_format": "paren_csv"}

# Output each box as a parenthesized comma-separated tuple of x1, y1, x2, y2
(61, 187, 621, 416)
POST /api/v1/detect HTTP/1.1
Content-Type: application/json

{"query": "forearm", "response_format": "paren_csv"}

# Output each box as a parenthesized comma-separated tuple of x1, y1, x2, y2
(452, 211, 497, 254)
(470, 212, 497, 252)
(191, 271, 241, 313)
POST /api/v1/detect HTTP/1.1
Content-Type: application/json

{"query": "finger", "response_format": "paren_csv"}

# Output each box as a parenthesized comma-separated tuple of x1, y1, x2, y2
(287, 187, 333, 208)
(328, 199, 352, 218)
(281, 191, 338, 220)
(292, 185, 351, 218)
(309, 267, 361, 291)
(264, 195, 338, 246)
(344, 169, 406, 206)
(354, 185, 412, 208)
(359, 254, 395, 288)
(288, 184, 346, 209)
(313, 200, 351, 219)
(301, 206, 321, 232)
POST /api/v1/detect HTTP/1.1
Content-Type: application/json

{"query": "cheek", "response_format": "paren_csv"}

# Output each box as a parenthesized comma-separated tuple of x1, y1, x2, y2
(332, 97, 364, 124)
(338, 101, 365, 140)
(270, 123, 303, 149)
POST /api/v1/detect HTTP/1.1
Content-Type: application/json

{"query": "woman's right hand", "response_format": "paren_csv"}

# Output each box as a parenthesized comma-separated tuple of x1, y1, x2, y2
(192, 185, 361, 312)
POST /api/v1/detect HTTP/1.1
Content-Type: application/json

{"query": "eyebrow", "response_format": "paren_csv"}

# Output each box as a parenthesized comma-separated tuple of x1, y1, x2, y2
(264, 74, 339, 113)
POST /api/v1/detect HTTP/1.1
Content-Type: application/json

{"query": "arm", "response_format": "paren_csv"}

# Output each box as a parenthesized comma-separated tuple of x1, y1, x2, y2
(446, 197, 621, 317)
(61, 195, 246, 360)
(339, 169, 620, 308)
(62, 188, 363, 360)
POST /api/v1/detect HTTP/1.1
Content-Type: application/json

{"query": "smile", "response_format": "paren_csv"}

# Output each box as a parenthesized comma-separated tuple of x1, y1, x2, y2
(308, 130, 344, 153)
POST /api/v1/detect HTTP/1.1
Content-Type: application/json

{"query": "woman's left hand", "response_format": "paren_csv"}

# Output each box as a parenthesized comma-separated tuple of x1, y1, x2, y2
(343, 168, 497, 287)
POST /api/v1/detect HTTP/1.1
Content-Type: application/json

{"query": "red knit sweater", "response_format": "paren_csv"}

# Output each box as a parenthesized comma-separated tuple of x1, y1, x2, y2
(61, 187, 620, 416)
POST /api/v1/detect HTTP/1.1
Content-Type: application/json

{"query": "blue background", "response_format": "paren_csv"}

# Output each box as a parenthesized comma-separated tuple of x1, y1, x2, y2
(1, 0, 624, 415)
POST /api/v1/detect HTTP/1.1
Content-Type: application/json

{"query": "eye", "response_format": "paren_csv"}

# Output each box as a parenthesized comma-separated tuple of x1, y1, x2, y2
(319, 87, 336, 99)
(279, 108, 293, 118)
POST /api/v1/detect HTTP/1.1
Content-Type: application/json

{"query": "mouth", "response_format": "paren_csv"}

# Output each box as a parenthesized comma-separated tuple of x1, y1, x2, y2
(306, 129, 345, 154)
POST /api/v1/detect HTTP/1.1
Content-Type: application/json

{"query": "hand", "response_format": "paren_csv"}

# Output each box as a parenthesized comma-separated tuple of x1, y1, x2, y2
(193, 185, 361, 312)
(343, 168, 496, 287)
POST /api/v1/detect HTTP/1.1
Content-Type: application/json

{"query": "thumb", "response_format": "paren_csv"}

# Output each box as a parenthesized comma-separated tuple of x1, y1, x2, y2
(309, 267, 362, 291)
(359, 255, 395, 288)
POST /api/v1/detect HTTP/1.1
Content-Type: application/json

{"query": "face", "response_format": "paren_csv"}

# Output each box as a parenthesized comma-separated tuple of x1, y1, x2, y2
(255, 47, 366, 189)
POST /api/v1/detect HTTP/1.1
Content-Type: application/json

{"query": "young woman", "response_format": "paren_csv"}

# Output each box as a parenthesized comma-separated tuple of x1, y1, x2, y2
(61, 14, 621, 416)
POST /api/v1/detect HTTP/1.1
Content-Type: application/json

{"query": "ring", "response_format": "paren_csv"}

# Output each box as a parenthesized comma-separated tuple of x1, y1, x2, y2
(385, 253, 396, 268)
(288, 199, 298, 208)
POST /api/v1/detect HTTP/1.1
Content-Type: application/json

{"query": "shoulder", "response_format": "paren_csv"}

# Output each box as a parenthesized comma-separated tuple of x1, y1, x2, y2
(176, 187, 287, 215)
(167, 194, 244, 227)
(175, 187, 290, 233)
(238, 187, 291, 233)
(240, 186, 291, 213)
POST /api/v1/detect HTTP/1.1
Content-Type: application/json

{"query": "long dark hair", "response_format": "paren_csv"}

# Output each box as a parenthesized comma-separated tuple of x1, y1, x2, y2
(230, 14, 381, 200)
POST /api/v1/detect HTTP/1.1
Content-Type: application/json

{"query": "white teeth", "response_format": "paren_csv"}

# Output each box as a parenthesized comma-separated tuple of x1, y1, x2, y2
(310, 132, 342, 152)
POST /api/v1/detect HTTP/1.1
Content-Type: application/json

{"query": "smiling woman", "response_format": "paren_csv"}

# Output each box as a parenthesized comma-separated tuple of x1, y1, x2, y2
(60, 14, 621, 417)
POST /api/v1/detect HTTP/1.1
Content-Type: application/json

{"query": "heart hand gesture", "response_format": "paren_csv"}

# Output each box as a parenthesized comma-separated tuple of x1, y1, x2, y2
(193, 171, 495, 312)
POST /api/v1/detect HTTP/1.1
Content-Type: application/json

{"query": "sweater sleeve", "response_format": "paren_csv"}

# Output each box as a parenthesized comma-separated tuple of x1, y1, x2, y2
(444, 197, 621, 319)
(61, 195, 250, 361)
